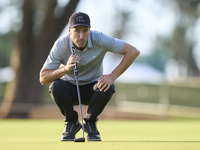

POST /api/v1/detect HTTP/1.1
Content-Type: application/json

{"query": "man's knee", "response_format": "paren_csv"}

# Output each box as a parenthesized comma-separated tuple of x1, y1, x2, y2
(93, 83, 115, 94)
(49, 79, 66, 96)
(108, 84, 115, 94)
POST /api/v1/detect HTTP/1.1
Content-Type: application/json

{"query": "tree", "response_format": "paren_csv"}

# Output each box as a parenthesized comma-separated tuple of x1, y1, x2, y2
(0, 0, 80, 118)
(143, 0, 200, 76)
(172, 0, 200, 76)
(163, 0, 200, 76)
(0, 32, 16, 68)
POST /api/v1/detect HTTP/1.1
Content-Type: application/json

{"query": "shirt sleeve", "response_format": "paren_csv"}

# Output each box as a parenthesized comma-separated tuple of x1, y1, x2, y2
(43, 40, 62, 70)
(99, 32, 125, 54)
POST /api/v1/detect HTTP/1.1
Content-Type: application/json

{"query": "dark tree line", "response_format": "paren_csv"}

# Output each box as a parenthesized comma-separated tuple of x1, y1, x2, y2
(0, 0, 79, 118)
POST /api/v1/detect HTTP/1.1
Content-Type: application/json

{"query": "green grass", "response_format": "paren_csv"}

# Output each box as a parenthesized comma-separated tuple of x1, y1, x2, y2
(0, 119, 200, 150)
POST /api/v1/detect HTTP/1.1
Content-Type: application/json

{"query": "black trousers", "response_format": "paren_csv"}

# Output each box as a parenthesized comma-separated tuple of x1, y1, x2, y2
(49, 79, 115, 123)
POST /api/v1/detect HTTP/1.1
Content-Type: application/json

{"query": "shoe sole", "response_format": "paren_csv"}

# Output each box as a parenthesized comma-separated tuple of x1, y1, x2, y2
(61, 139, 74, 141)
(87, 138, 102, 141)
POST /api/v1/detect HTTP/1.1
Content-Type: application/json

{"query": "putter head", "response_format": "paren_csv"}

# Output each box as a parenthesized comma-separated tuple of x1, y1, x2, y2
(74, 137, 85, 142)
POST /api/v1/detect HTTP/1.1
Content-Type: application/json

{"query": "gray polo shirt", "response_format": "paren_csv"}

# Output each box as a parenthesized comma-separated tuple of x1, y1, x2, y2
(43, 30, 124, 85)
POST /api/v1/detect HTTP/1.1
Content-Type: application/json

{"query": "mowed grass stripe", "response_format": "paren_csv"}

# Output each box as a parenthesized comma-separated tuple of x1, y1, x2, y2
(0, 119, 200, 150)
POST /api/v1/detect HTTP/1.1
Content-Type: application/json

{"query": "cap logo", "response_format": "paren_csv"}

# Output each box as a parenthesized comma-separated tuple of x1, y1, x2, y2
(76, 16, 85, 23)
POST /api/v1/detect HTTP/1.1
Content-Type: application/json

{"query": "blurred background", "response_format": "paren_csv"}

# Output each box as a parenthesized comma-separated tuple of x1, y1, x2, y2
(0, 0, 200, 119)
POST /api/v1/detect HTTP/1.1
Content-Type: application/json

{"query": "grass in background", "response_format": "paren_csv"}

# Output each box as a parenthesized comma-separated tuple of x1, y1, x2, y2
(0, 119, 200, 150)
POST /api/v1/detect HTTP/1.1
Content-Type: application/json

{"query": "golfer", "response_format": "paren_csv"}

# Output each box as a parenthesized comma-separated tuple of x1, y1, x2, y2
(40, 12, 140, 141)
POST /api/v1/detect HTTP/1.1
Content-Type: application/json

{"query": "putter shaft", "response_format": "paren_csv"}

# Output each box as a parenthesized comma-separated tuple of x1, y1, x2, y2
(72, 47, 85, 142)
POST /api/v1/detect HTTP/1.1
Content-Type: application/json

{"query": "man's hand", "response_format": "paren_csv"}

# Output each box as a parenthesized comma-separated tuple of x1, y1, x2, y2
(39, 54, 79, 85)
(97, 74, 115, 92)
(65, 54, 79, 72)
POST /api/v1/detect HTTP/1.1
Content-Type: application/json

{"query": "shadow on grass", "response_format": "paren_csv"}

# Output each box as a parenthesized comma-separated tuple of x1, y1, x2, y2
(102, 140, 200, 143)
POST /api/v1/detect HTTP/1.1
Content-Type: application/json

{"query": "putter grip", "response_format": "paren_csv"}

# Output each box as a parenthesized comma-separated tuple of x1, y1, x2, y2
(71, 47, 78, 75)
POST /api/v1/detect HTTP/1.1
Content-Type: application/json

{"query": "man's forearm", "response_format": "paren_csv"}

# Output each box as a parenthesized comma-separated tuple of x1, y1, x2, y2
(39, 66, 67, 85)
(40, 55, 79, 85)
(110, 43, 140, 80)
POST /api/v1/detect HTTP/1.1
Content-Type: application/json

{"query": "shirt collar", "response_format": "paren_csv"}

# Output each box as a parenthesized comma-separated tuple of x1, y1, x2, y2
(87, 34, 92, 48)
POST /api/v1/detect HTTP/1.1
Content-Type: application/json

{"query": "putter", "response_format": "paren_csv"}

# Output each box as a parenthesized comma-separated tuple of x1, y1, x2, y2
(72, 47, 85, 142)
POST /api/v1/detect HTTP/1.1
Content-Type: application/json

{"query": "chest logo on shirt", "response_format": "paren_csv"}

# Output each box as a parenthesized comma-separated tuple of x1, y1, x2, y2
(76, 16, 85, 23)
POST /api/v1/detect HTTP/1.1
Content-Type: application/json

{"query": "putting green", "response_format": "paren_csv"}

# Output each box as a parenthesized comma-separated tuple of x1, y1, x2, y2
(0, 119, 200, 150)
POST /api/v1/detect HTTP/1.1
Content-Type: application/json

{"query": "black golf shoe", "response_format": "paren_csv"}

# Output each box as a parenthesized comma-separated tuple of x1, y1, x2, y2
(61, 120, 82, 141)
(84, 122, 101, 141)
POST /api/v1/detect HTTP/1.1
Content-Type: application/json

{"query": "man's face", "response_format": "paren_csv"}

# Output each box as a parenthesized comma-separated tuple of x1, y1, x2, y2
(69, 26, 90, 50)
